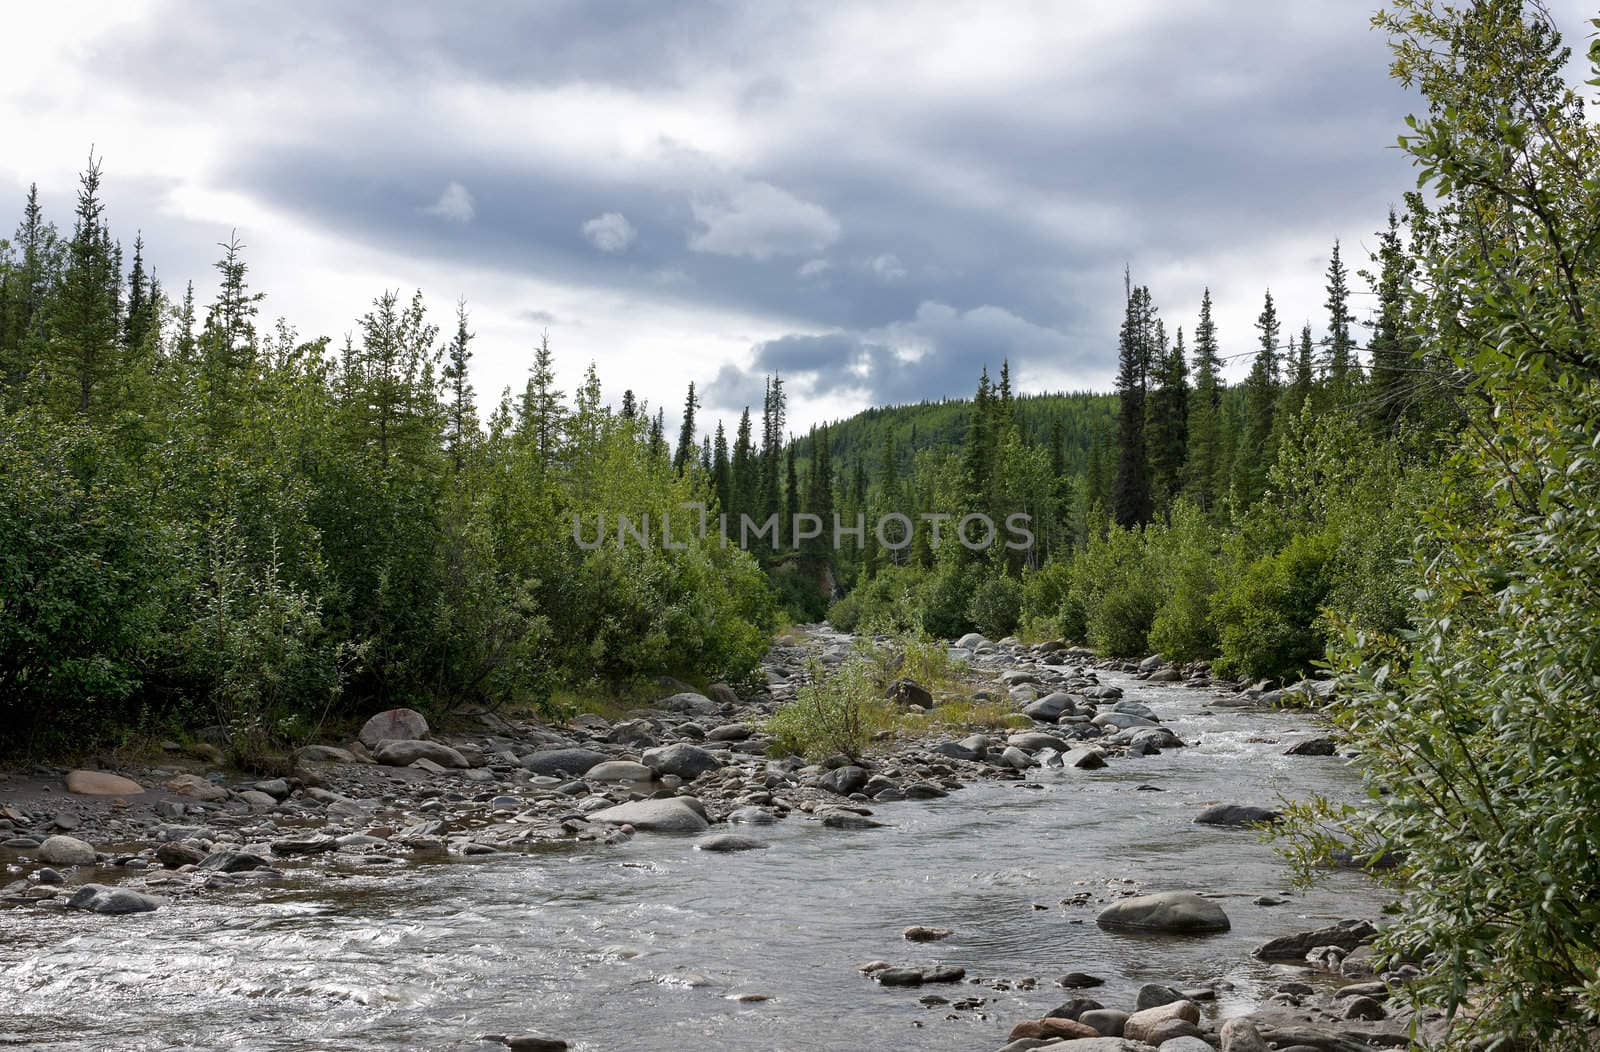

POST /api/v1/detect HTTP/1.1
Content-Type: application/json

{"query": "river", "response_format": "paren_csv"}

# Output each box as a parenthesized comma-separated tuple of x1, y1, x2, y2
(0, 669, 1383, 1051)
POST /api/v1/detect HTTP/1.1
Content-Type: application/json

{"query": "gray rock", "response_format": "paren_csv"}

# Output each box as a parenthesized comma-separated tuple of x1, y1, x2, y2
(1218, 1018, 1270, 1052)
(155, 841, 207, 867)
(955, 632, 989, 650)
(1008, 731, 1071, 753)
(885, 678, 934, 708)
(642, 743, 723, 780)
(1253, 919, 1377, 961)
(521, 748, 608, 777)
(817, 764, 869, 795)
(1158, 1038, 1214, 1052)
(1194, 803, 1281, 827)
(357, 707, 429, 748)
(68, 883, 161, 914)
(252, 778, 291, 800)
(1063, 746, 1107, 770)
(589, 798, 710, 833)
(1092, 711, 1158, 730)
(1046, 997, 1104, 1020)
(584, 760, 654, 782)
(373, 739, 469, 769)
(1286, 736, 1336, 756)
(706, 723, 752, 742)
(658, 691, 719, 716)
(694, 834, 768, 852)
(1056, 972, 1105, 989)
(999, 746, 1033, 770)
(37, 835, 96, 866)
(503, 1035, 568, 1051)
(294, 744, 360, 764)
(1136, 984, 1187, 1009)
(1078, 1009, 1128, 1037)
(726, 807, 777, 825)
(820, 810, 884, 830)
(1096, 892, 1231, 935)
(198, 850, 272, 873)
(271, 834, 338, 856)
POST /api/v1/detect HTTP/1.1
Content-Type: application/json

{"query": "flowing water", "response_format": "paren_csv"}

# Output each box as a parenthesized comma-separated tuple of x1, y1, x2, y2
(0, 672, 1383, 1051)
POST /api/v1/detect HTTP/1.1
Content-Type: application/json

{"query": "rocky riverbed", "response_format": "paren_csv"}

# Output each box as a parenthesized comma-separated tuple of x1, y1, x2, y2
(0, 628, 1436, 1050)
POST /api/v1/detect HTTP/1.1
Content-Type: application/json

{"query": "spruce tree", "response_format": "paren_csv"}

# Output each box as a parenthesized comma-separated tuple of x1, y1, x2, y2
(732, 407, 756, 522)
(518, 333, 564, 474)
(442, 298, 478, 473)
(1323, 239, 1356, 399)
(1111, 284, 1156, 527)
(50, 154, 122, 416)
(1185, 288, 1224, 513)
(1148, 322, 1189, 516)
(1367, 208, 1412, 431)
(712, 421, 731, 513)
(672, 381, 699, 474)
(1233, 289, 1281, 505)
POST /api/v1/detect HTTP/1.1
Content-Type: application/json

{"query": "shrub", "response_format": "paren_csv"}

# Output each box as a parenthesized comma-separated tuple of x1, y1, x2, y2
(1018, 560, 1073, 640)
(765, 656, 879, 759)
(914, 561, 982, 640)
(1146, 500, 1220, 662)
(826, 592, 863, 633)
(1069, 525, 1159, 656)
(967, 575, 1023, 639)
(1211, 530, 1336, 682)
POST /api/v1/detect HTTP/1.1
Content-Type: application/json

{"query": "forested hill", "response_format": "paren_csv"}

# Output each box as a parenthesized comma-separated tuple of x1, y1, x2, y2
(791, 391, 1117, 483)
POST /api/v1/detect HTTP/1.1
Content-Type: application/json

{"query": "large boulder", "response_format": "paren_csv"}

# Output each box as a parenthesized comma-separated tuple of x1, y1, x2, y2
(1194, 804, 1281, 827)
(1286, 736, 1337, 756)
(589, 798, 710, 833)
(64, 770, 144, 796)
(658, 692, 720, 716)
(294, 744, 360, 764)
(1063, 746, 1108, 770)
(642, 743, 723, 780)
(933, 736, 988, 762)
(373, 739, 469, 769)
(1218, 1018, 1270, 1052)
(1096, 892, 1231, 935)
(68, 883, 161, 914)
(955, 632, 989, 650)
(38, 835, 97, 865)
(694, 834, 768, 852)
(357, 707, 429, 749)
(521, 748, 608, 777)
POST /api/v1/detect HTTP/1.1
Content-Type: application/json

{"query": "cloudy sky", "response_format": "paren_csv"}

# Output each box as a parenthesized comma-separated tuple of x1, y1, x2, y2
(1, 2, 1590, 433)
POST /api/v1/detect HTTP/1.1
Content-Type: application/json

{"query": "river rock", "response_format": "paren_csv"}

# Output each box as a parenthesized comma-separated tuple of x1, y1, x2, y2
(1123, 1000, 1200, 1043)
(38, 835, 96, 865)
(358, 707, 429, 748)
(999, 746, 1033, 770)
(706, 723, 752, 742)
(589, 798, 710, 833)
(1124, 726, 1185, 750)
(726, 806, 777, 825)
(522, 748, 608, 776)
(155, 841, 207, 867)
(272, 834, 338, 856)
(1194, 804, 1281, 827)
(955, 632, 989, 650)
(1218, 1018, 1270, 1052)
(1092, 711, 1158, 730)
(821, 810, 883, 830)
(1157, 1038, 1214, 1052)
(1009, 731, 1071, 753)
(694, 834, 768, 852)
(1136, 984, 1187, 1010)
(253, 778, 291, 800)
(1045, 997, 1104, 1020)
(1063, 746, 1107, 770)
(503, 1034, 568, 1051)
(198, 849, 271, 873)
(1079, 1008, 1129, 1036)
(903, 926, 952, 942)
(933, 736, 987, 762)
(585, 760, 654, 782)
(165, 773, 229, 801)
(373, 739, 468, 768)
(295, 744, 360, 764)
(659, 691, 720, 716)
(68, 883, 161, 914)
(1097, 892, 1231, 935)
(817, 764, 868, 795)
(1056, 972, 1104, 989)
(886, 678, 933, 709)
(1253, 918, 1376, 960)
(64, 770, 144, 796)
(642, 743, 723, 780)
(1008, 1017, 1101, 1041)
(1286, 736, 1337, 756)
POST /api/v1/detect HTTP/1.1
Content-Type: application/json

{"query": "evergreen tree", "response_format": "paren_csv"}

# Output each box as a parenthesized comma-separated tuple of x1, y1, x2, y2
(760, 375, 786, 526)
(517, 332, 564, 474)
(1366, 208, 1412, 431)
(1233, 289, 1281, 504)
(340, 289, 442, 472)
(49, 154, 122, 416)
(672, 381, 699, 474)
(2, 183, 56, 384)
(174, 280, 197, 364)
(648, 407, 667, 463)
(620, 388, 637, 419)
(1323, 239, 1356, 398)
(442, 298, 478, 473)
(1185, 288, 1224, 513)
(783, 441, 799, 548)
(1148, 322, 1189, 515)
(122, 232, 157, 356)
(1111, 283, 1157, 527)
(712, 421, 731, 512)
(731, 407, 756, 521)
(1293, 322, 1315, 408)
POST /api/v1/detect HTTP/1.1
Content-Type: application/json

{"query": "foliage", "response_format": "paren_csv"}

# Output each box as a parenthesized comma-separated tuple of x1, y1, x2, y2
(966, 574, 1023, 639)
(1212, 530, 1336, 682)
(765, 655, 877, 760)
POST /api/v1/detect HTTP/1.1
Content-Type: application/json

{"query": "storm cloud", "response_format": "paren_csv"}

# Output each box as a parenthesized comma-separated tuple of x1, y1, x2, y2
(6, 1, 1586, 431)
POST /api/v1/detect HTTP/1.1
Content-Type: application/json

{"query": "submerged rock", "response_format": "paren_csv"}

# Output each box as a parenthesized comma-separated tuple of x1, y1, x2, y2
(1193, 803, 1281, 827)
(68, 883, 161, 914)
(693, 834, 768, 852)
(589, 798, 709, 833)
